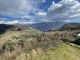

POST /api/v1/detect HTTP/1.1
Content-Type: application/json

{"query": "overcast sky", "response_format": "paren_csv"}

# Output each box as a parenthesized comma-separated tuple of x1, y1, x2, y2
(0, 0, 80, 24)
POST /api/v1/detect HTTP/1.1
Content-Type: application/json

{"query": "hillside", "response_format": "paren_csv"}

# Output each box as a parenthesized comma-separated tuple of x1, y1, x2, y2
(26, 22, 65, 31)
(0, 24, 80, 60)
(59, 23, 80, 31)
(0, 24, 14, 34)
(49, 23, 80, 32)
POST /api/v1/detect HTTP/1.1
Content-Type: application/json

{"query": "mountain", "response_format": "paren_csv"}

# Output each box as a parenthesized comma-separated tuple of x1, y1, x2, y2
(0, 24, 40, 35)
(0, 24, 15, 34)
(59, 23, 80, 31)
(26, 22, 65, 31)
(0, 24, 14, 30)
(49, 23, 80, 31)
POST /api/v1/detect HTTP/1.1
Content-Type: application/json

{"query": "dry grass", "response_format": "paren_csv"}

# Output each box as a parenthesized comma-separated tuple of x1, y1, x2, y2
(0, 43, 80, 60)
(0, 29, 80, 60)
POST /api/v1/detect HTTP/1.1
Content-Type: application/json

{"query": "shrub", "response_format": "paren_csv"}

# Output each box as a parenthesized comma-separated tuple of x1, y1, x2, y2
(74, 38, 80, 45)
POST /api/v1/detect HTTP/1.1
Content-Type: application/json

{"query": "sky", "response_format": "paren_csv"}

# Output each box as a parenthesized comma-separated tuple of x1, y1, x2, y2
(0, 0, 80, 24)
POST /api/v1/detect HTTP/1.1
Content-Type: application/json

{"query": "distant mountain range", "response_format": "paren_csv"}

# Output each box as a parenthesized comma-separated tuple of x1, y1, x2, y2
(0, 22, 80, 33)
(26, 22, 65, 31)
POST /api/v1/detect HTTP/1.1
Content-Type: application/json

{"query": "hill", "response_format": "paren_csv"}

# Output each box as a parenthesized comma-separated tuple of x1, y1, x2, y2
(0, 24, 14, 34)
(59, 23, 80, 31)
(0, 23, 80, 60)
(0, 24, 41, 35)
(49, 23, 80, 31)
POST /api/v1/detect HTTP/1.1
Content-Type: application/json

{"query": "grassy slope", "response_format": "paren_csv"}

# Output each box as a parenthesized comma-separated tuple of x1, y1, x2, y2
(15, 43, 80, 60)
(0, 29, 80, 60)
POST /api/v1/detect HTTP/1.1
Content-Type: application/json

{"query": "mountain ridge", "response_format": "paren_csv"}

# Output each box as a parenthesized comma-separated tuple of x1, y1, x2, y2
(26, 22, 65, 31)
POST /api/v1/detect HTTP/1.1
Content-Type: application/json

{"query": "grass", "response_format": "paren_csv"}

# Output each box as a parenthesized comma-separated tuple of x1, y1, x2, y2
(35, 43, 80, 60)
(0, 43, 80, 60)
(0, 29, 80, 60)
(14, 43, 80, 60)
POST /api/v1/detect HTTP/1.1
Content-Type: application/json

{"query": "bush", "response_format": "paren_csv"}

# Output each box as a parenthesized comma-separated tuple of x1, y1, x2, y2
(74, 38, 80, 45)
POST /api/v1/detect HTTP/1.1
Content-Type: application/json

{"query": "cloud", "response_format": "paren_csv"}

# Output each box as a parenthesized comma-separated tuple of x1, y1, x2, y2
(47, 0, 80, 22)
(0, 0, 48, 23)
(0, 20, 18, 24)
(37, 0, 46, 3)
(37, 11, 47, 16)
(1, 0, 80, 23)
(0, 0, 39, 17)
(0, 20, 36, 24)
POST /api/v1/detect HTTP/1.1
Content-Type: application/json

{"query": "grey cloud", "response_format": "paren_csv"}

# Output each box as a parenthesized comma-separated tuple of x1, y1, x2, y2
(47, 0, 80, 22)
(0, 0, 39, 17)
(0, 0, 48, 23)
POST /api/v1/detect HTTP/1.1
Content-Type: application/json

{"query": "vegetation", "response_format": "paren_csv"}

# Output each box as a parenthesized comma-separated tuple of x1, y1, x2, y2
(0, 24, 80, 60)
